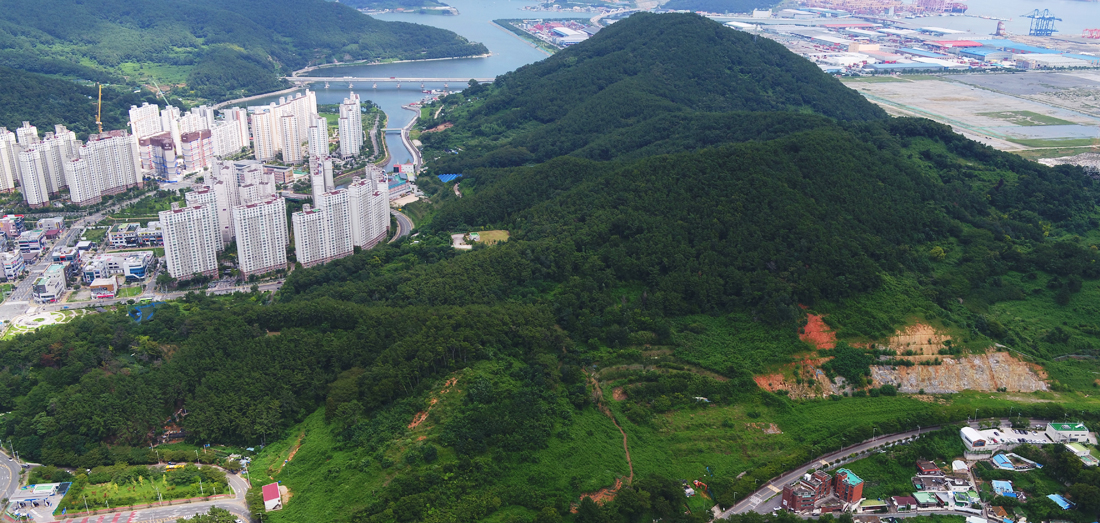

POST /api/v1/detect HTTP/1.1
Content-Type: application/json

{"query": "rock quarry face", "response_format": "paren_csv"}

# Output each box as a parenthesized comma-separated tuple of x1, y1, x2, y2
(870, 351, 1049, 394)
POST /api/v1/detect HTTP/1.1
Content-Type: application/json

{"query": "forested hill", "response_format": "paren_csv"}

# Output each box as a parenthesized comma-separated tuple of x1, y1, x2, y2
(0, 0, 487, 100)
(421, 13, 883, 170)
(0, 67, 158, 139)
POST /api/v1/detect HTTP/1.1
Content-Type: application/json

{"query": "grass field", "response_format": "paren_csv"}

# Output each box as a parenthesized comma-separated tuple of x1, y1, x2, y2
(672, 312, 808, 375)
(117, 287, 144, 298)
(1014, 146, 1098, 160)
(1006, 137, 1097, 148)
(82, 228, 108, 243)
(472, 230, 509, 245)
(978, 111, 1076, 127)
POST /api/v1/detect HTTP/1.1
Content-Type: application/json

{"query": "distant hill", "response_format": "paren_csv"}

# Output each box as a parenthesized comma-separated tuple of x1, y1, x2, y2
(421, 13, 884, 170)
(662, 0, 776, 13)
(0, 67, 159, 139)
(0, 0, 488, 101)
(334, 0, 449, 10)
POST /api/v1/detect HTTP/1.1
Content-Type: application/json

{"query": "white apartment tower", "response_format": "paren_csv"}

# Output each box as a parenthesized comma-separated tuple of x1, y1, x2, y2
(307, 114, 328, 158)
(185, 187, 231, 249)
(159, 202, 221, 279)
(39, 126, 78, 194)
(292, 205, 328, 267)
(80, 130, 142, 195)
(317, 190, 353, 259)
(63, 158, 101, 206)
(18, 148, 50, 208)
(251, 109, 278, 162)
(16, 122, 38, 147)
(233, 196, 288, 276)
(347, 175, 390, 249)
(129, 103, 163, 139)
(338, 93, 363, 158)
(0, 129, 19, 193)
(310, 156, 334, 204)
(280, 114, 302, 164)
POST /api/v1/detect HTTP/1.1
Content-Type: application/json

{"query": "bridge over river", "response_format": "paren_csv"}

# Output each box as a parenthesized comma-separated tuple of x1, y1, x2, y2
(285, 76, 495, 86)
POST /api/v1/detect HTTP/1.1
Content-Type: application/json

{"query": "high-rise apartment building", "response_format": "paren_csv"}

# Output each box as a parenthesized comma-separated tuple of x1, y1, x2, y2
(307, 114, 328, 158)
(17, 148, 49, 208)
(16, 122, 38, 147)
(0, 130, 18, 193)
(280, 114, 302, 164)
(39, 126, 78, 194)
(251, 109, 278, 162)
(81, 130, 142, 196)
(185, 187, 230, 250)
(180, 130, 214, 171)
(129, 103, 163, 139)
(346, 174, 390, 249)
(310, 156, 334, 204)
(233, 196, 288, 276)
(292, 204, 328, 267)
(159, 202, 220, 279)
(63, 158, 100, 206)
(316, 189, 353, 259)
(338, 93, 363, 158)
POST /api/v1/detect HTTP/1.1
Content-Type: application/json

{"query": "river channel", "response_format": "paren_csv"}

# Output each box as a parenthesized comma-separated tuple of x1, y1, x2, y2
(247, 0, 582, 166)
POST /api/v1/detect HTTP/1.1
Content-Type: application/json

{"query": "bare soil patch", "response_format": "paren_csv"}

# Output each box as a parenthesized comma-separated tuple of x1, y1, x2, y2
(799, 313, 835, 350)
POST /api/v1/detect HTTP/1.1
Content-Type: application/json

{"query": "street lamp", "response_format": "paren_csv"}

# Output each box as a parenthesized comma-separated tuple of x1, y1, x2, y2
(872, 427, 877, 442)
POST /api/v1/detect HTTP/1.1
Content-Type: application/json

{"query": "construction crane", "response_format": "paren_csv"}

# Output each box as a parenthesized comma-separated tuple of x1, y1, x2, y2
(1022, 9, 1060, 37)
(95, 84, 103, 134)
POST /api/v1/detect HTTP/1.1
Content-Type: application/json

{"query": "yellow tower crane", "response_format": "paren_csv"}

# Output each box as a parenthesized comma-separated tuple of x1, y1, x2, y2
(95, 84, 103, 134)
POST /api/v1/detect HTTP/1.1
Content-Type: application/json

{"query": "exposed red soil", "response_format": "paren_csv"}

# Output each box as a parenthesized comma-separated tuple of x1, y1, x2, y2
(408, 377, 460, 429)
(423, 122, 453, 133)
(572, 371, 635, 510)
(612, 387, 626, 401)
(800, 313, 836, 350)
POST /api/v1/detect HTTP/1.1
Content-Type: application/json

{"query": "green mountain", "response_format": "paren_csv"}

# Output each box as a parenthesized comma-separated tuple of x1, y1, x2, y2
(423, 12, 883, 170)
(0, 67, 160, 139)
(0, 0, 487, 101)
(3, 11, 1100, 523)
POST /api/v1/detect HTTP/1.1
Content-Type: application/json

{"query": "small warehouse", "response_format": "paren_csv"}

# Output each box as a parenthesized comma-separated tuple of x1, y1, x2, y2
(991, 480, 1015, 497)
(959, 48, 1013, 61)
(263, 483, 283, 511)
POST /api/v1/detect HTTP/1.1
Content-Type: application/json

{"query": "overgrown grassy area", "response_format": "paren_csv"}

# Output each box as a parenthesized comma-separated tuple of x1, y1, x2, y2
(978, 111, 1076, 127)
(672, 312, 809, 375)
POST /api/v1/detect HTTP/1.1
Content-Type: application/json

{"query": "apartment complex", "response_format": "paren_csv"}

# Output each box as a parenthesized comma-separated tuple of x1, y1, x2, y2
(159, 202, 221, 279)
(250, 91, 317, 163)
(129, 102, 251, 179)
(307, 114, 328, 158)
(834, 469, 864, 503)
(233, 197, 288, 276)
(782, 471, 833, 513)
(338, 93, 363, 158)
(293, 171, 389, 267)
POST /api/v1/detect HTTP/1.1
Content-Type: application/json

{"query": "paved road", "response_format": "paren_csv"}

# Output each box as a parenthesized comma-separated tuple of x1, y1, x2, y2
(0, 450, 22, 499)
(719, 427, 935, 518)
(390, 209, 413, 243)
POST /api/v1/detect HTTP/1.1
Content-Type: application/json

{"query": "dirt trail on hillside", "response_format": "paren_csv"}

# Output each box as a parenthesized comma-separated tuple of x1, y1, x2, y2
(408, 376, 459, 429)
(575, 371, 634, 508)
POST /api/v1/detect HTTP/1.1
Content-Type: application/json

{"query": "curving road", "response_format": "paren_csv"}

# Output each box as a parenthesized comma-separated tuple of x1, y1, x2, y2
(389, 209, 413, 243)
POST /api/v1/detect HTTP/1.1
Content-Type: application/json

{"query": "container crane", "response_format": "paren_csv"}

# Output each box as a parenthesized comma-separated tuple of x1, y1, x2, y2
(1022, 9, 1060, 37)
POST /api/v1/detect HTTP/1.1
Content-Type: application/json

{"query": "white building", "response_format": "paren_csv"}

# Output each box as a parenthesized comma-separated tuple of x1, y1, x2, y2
(180, 130, 214, 171)
(310, 156, 334, 204)
(233, 196, 288, 276)
(280, 114, 302, 164)
(0, 129, 19, 192)
(1, 251, 25, 280)
(307, 114, 328, 158)
(347, 175, 389, 249)
(252, 109, 279, 162)
(80, 130, 142, 196)
(17, 148, 50, 208)
(38, 126, 78, 194)
(1046, 422, 1089, 443)
(159, 202, 221, 279)
(338, 93, 363, 158)
(16, 122, 38, 147)
(317, 189, 353, 260)
(32, 263, 66, 303)
(129, 103, 163, 140)
(961, 426, 996, 452)
(292, 204, 329, 267)
(64, 158, 100, 206)
(186, 187, 231, 249)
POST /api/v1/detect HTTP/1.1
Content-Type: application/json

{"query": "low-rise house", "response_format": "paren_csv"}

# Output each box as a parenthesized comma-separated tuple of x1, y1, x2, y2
(17, 230, 46, 254)
(892, 495, 918, 512)
(89, 276, 122, 299)
(82, 251, 155, 283)
(1045, 423, 1088, 443)
(913, 492, 940, 508)
(917, 460, 942, 475)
